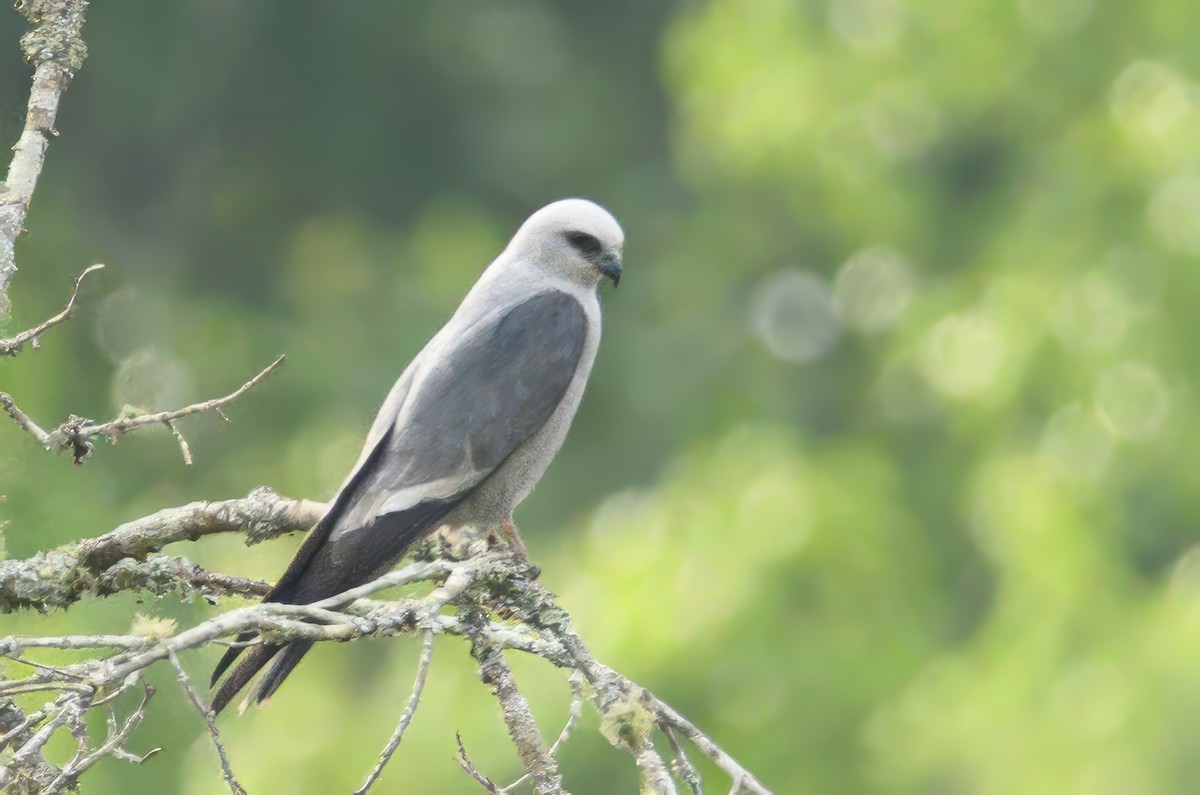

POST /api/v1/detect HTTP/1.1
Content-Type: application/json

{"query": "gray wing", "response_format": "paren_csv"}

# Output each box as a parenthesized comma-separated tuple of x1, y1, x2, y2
(209, 289, 589, 707)
(273, 288, 588, 599)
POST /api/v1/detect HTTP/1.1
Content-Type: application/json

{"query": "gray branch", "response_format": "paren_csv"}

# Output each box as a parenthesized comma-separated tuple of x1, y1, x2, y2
(0, 263, 103, 356)
(472, 632, 565, 795)
(0, 487, 322, 613)
(0, 0, 90, 317)
(1, 354, 287, 464)
(353, 629, 434, 795)
(0, 493, 772, 794)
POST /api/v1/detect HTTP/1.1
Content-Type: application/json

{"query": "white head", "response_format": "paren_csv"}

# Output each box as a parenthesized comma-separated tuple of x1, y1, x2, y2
(506, 199, 624, 288)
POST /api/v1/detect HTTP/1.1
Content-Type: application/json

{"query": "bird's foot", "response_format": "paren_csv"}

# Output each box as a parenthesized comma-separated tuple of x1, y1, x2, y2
(489, 521, 540, 579)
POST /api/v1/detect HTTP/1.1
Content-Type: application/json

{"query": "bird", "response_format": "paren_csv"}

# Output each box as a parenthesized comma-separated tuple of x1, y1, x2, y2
(209, 198, 624, 714)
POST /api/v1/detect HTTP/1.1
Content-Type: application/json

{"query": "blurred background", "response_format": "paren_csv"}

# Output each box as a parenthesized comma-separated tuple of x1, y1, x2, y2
(1, 1, 1198, 792)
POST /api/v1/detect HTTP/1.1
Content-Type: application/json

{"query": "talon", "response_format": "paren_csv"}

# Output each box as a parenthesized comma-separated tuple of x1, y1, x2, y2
(497, 520, 531, 563)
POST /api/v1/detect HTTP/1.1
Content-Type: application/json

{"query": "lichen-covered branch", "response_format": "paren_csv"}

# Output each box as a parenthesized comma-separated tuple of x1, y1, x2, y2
(75, 487, 325, 571)
(0, 0, 91, 317)
(0, 495, 773, 794)
(0, 488, 322, 613)
(471, 632, 565, 795)
(0, 700, 61, 793)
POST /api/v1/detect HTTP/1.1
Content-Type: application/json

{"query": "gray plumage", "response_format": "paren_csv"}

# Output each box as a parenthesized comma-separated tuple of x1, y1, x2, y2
(211, 199, 624, 713)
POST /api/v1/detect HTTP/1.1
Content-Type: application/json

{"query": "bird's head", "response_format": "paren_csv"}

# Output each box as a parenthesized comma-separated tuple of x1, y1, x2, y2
(510, 199, 624, 288)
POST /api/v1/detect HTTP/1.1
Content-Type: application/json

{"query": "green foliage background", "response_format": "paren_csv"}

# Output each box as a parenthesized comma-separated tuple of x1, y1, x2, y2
(2, 1, 1197, 792)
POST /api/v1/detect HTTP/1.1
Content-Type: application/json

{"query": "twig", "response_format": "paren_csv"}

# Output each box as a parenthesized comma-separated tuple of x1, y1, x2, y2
(44, 684, 159, 791)
(632, 739, 678, 795)
(0, 635, 148, 653)
(0, 355, 285, 463)
(0, 390, 51, 445)
(0, 0, 91, 317)
(10, 696, 74, 772)
(636, 685, 767, 794)
(0, 700, 60, 790)
(501, 670, 585, 794)
(473, 637, 565, 795)
(0, 263, 104, 356)
(353, 629, 435, 795)
(164, 419, 192, 465)
(80, 354, 286, 443)
(456, 732, 502, 794)
(167, 648, 244, 795)
(663, 725, 702, 795)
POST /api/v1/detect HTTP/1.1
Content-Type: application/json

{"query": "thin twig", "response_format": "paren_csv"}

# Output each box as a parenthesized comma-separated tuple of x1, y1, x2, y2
(167, 648, 245, 795)
(0, 634, 148, 653)
(0, 391, 51, 445)
(0, 354, 286, 463)
(80, 354, 285, 442)
(0, 263, 104, 356)
(663, 724, 703, 795)
(456, 732, 502, 794)
(45, 684, 159, 791)
(10, 696, 73, 770)
(353, 629, 435, 794)
(637, 686, 768, 794)
(164, 418, 193, 465)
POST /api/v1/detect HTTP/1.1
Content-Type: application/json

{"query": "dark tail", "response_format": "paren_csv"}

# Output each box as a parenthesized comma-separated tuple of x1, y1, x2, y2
(208, 491, 463, 715)
(208, 510, 339, 715)
(210, 640, 315, 715)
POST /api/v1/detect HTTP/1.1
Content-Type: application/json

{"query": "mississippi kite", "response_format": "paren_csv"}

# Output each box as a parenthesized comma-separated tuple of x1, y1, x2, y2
(210, 198, 624, 714)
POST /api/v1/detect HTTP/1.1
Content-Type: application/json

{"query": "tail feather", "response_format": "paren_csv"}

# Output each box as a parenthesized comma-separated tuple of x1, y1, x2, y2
(253, 640, 316, 705)
(207, 511, 341, 699)
(210, 631, 258, 688)
(208, 493, 464, 714)
(210, 642, 284, 715)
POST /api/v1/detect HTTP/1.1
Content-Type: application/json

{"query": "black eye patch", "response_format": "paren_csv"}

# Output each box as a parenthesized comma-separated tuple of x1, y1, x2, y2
(564, 231, 603, 259)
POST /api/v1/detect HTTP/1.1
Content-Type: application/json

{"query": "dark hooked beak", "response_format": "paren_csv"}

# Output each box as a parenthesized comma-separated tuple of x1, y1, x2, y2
(597, 251, 622, 287)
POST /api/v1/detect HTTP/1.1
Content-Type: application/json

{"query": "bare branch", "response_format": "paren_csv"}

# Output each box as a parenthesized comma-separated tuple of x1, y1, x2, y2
(1, 488, 318, 613)
(0, 0, 91, 317)
(0, 700, 60, 791)
(354, 629, 435, 795)
(456, 732, 502, 794)
(637, 684, 767, 794)
(0, 263, 104, 356)
(0, 548, 269, 614)
(472, 634, 565, 795)
(79, 354, 286, 445)
(43, 683, 159, 792)
(0, 354, 286, 464)
(167, 649, 244, 795)
(663, 725, 703, 795)
(0, 390, 51, 446)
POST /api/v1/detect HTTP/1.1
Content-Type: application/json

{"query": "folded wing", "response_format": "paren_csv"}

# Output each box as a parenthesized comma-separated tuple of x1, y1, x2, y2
(210, 289, 588, 712)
